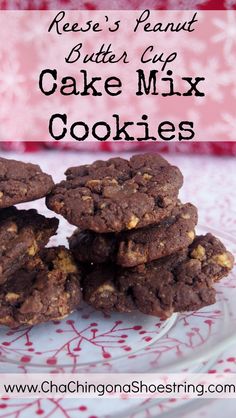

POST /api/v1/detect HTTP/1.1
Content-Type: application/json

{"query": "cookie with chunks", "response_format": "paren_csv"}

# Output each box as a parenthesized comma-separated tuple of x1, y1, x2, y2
(46, 153, 183, 233)
(0, 207, 59, 284)
(0, 157, 54, 208)
(0, 247, 82, 328)
(82, 234, 234, 319)
(69, 202, 197, 267)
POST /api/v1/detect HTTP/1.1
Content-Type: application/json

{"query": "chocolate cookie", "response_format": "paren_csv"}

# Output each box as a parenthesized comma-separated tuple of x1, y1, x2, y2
(82, 234, 234, 319)
(46, 154, 183, 233)
(0, 157, 54, 208)
(0, 247, 82, 327)
(0, 207, 59, 284)
(69, 202, 197, 267)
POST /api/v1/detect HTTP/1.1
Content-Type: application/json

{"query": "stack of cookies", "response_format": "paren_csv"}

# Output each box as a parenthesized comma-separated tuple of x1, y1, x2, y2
(46, 154, 234, 320)
(0, 157, 82, 328)
(0, 154, 234, 328)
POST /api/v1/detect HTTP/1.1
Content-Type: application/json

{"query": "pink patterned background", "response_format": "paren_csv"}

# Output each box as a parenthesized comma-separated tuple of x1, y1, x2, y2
(0, 0, 236, 10)
(0, 9, 236, 149)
